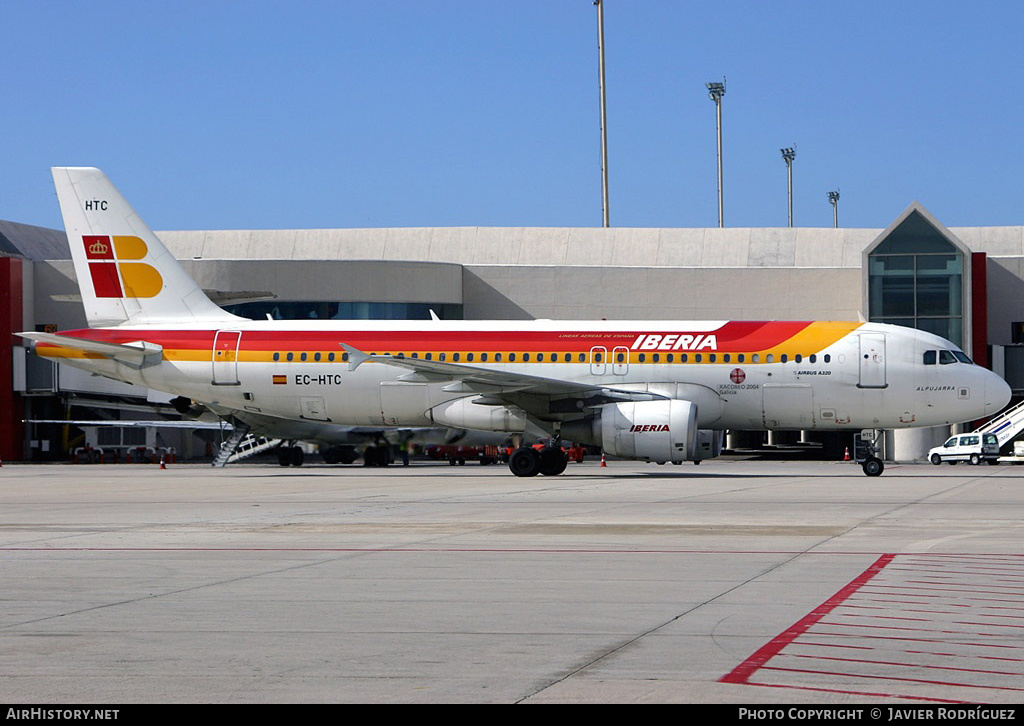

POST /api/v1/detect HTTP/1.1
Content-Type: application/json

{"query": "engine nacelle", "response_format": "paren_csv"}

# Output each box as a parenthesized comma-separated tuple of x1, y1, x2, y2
(427, 397, 530, 433)
(599, 400, 699, 463)
(695, 429, 725, 460)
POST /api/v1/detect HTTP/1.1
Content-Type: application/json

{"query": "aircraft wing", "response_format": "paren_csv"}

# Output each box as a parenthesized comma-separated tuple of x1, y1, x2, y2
(340, 343, 664, 418)
(18, 332, 163, 367)
(27, 419, 230, 429)
(228, 407, 496, 446)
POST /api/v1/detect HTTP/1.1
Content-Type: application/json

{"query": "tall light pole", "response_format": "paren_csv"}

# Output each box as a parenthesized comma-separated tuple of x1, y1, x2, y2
(706, 79, 726, 227)
(594, 0, 610, 227)
(780, 147, 796, 227)
(828, 190, 840, 228)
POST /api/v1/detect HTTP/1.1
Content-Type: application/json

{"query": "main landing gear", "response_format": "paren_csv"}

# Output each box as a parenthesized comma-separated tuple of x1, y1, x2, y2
(277, 443, 305, 467)
(508, 443, 568, 477)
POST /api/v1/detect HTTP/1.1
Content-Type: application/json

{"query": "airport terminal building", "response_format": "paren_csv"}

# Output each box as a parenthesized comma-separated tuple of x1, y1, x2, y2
(4, 200, 1024, 462)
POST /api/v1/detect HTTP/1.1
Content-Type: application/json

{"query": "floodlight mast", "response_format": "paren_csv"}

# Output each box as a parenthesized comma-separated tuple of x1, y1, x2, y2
(594, 0, 610, 228)
(707, 80, 726, 227)
(781, 147, 796, 227)
(828, 190, 840, 228)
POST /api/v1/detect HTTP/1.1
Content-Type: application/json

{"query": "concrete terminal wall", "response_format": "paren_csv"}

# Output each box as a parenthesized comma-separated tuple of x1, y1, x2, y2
(156, 226, 879, 269)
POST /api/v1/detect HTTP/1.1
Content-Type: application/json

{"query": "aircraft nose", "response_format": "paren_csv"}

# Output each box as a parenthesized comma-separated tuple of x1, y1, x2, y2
(983, 368, 1012, 416)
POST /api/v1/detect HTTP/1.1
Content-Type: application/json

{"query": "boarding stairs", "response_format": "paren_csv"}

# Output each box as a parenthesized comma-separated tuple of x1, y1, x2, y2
(212, 424, 283, 467)
(973, 399, 1024, 448)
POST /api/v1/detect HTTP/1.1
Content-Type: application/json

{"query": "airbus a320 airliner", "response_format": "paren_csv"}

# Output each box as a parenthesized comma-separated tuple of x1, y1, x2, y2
(20, 168, 1012, 477)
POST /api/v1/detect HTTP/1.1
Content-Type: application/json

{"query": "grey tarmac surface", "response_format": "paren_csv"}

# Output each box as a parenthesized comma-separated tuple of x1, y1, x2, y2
(1, 457, 1023, 704)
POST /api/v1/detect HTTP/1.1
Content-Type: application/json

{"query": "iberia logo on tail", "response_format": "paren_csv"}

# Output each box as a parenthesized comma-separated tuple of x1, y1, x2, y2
(83, 235, 163, 298)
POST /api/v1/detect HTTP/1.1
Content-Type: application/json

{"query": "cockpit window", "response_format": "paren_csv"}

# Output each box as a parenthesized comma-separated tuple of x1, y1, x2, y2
(939, 350, 957, 365)
(923, 350, 936, 365)
(953, 351, 972, 364)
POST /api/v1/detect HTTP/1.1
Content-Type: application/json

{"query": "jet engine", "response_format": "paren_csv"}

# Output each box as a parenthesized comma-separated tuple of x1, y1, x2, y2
(562, 399, 721, 463)
(600, 400, 698, 462)
(426, 397, 531, 433)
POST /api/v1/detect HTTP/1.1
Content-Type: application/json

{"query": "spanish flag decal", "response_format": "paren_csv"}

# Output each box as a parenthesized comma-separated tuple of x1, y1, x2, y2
(272, 375, 287, 385)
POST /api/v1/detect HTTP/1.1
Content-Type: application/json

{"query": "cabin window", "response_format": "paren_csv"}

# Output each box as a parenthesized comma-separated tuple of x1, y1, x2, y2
(780, 354, 788, 363)
(452, 353, 460, 362)
(809, 354, 816, 363)
(509, 353, 516, 362)
(666, 354, 674, 363)
(523, 353, 531, 362)
(638, 353, 646, 363)
(537, 353, 544, 362)
(480, 353, 487, 362)
(766, 354, 774, 363)
(824, 354, 831, 363)
(751, 354, 760, 363)
(314, 352, 322, 362)
(273, 352, 280, 362)
(328, 352, 336, 362)
(495, 353, 502, 362)
(722, 354, 730, 363)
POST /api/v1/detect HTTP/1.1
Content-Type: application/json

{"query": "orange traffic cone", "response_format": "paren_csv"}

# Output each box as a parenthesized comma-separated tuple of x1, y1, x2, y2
(600, 452, 607, 467)
(843, 447, 851, 462)
(159, 455, 166, 469)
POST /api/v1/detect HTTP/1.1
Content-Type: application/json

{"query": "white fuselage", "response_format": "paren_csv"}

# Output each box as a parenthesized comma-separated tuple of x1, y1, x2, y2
(38, 319, 1011, 435)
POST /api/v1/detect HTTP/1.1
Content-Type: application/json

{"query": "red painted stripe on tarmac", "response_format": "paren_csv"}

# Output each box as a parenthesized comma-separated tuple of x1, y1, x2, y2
(719, 553, 894, 686)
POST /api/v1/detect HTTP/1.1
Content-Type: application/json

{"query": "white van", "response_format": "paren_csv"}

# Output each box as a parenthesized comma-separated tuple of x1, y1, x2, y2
(928, 433, 1000, 465)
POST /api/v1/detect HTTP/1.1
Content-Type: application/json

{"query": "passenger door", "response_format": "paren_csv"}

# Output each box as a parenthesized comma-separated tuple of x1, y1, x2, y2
(212, 330, 242, 385)
(857, 333, 887, 388)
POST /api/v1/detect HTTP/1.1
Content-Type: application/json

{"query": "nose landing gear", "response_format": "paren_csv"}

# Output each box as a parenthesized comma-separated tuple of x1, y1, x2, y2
(859, 429, 885, 477)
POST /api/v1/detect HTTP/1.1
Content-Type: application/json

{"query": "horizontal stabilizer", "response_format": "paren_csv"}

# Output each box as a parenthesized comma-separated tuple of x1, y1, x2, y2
(18, 332, 163, 366)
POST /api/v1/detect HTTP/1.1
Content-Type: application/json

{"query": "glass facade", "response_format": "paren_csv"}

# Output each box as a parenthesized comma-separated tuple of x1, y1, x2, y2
(868, 210, 965, 347)
(223, 301, 464, 321)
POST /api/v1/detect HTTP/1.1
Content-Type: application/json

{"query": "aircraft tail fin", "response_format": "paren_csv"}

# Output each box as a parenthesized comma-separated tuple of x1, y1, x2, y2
(51, 167, 240, 326)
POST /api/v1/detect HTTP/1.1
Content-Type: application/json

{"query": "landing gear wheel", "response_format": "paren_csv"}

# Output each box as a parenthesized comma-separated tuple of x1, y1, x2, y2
(930, 453, 942, 465)
(538, 446, 568, 476)
(508, 447, 541, 477)
(862, 456, 884, 477)
(279, 445, 303, 467)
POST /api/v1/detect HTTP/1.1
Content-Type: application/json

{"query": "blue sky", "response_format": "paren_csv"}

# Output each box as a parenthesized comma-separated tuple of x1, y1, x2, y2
(3, 1, 1023, 232)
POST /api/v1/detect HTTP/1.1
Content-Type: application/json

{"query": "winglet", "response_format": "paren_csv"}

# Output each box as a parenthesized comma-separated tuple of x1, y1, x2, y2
(339, 343, 372, 371)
